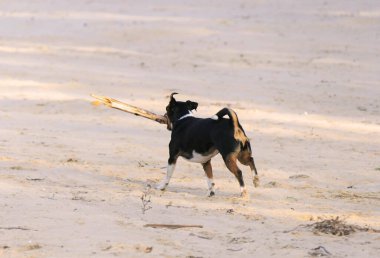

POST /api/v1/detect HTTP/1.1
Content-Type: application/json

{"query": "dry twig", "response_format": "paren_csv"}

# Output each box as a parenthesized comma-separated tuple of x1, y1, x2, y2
(144, 224, 203, 229)
(0, 226, 35, 231)
(141, 186, 152, 214)
(309, 246, 331, 256)
(91, 94, 167, 124)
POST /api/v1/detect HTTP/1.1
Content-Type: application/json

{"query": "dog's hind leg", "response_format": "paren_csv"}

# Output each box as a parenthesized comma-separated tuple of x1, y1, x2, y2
(238, 151, 259, 187)
(249, 157, 259, 187)
(223, 153, 247, 197)
(202, 160, 215, 197)
(156, 155, 178, 191)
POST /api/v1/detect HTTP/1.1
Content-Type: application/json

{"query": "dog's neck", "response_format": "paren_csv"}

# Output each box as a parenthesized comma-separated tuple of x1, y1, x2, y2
(177, 112, 193, 121)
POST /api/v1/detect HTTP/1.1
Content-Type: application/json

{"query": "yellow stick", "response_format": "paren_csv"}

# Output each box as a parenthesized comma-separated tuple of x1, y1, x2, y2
(91, 94, 167, 124)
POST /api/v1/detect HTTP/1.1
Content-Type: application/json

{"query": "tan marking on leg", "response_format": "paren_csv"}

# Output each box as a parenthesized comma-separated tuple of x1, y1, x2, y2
(202, 160, 215, 196)
(224, 153, 247, 197)
(238, 151, 259, 188)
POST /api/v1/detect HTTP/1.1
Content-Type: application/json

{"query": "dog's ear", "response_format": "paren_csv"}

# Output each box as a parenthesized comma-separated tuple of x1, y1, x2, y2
(186, 100, 198, 111)
(170, 92, 178, 103)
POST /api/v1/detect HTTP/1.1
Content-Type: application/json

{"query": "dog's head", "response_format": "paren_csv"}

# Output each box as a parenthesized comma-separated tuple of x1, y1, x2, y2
(165, 93, 198, 130)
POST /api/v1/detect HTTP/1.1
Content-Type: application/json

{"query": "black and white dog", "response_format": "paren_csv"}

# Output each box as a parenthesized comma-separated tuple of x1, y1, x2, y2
(157, 93, 258, 197)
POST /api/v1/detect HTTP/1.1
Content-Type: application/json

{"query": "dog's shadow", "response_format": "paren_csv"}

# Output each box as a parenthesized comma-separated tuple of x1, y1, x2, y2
(121, 177, 241, 199)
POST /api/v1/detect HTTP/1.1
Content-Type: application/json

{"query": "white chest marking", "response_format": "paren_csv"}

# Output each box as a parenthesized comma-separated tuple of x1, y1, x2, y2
(186, 150, 219, 163)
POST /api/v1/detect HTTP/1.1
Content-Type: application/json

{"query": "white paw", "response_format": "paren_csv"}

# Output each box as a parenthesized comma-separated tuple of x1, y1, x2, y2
(240, 187, 248, 198)
(210, 115, 218, 120)
(156, 181, 168, 190)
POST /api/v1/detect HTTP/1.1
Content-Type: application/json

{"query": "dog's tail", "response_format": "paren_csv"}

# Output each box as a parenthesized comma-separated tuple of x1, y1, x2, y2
(211, 108, 248, 145)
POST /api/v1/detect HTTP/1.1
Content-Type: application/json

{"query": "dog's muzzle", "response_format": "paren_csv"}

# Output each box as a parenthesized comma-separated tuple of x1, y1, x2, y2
(164, 113, 172, 131)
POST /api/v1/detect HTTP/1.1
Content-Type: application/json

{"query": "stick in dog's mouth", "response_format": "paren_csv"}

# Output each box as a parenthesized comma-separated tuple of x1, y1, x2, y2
(91, 94, 168, 125)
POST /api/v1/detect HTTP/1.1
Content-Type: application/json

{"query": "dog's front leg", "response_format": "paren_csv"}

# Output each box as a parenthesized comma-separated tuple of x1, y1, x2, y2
(202, 160, 215, 196)
(156, 156, 178, 191)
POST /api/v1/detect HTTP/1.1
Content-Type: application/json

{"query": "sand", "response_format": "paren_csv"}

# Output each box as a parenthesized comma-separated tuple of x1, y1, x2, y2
(1, 0, 380, 257)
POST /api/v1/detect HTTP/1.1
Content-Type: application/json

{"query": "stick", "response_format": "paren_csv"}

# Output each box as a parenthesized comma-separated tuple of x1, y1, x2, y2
(0, 226, 35, 231)
(91, 94, 168, 124)
(144, 224, 203, 229)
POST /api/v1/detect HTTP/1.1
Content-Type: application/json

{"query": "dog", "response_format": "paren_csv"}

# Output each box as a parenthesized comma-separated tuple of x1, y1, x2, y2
(156, 93, 258, 197)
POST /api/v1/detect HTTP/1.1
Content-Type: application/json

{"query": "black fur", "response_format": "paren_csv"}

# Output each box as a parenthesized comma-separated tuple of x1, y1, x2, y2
(158, 93, 258, 196)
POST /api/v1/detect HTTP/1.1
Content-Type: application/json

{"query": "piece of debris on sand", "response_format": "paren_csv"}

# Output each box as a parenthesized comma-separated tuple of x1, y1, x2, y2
(309, 216, 380, 236)
(308, 246, 331, 257)
(284, 216, 380, 236)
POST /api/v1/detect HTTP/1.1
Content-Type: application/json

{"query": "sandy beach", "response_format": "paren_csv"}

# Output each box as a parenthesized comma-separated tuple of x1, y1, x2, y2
(1, 0, 380, 257)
